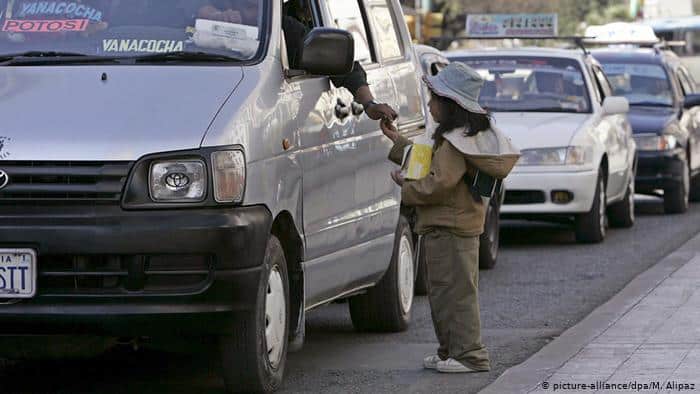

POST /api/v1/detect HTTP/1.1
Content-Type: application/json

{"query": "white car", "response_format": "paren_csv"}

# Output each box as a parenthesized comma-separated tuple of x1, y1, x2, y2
(447, 48, 637, 243)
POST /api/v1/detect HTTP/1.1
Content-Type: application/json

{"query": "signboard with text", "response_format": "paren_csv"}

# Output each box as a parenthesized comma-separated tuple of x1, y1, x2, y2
(466, 14, 558, 38)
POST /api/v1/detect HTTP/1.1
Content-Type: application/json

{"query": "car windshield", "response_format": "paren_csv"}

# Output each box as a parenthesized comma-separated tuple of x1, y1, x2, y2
(0, 0, 265, 62)
(454, 56, 591, 113)
(600, 63, 673, 107)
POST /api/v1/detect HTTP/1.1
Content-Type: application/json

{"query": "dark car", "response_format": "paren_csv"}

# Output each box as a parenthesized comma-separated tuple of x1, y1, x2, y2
(593, 48, 700, 213)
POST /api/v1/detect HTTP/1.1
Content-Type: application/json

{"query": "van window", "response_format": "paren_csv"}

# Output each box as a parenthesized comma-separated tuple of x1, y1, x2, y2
(325, 0, 372, 64)
(368, 1, 402, 61)
(0, 0, 267, 62)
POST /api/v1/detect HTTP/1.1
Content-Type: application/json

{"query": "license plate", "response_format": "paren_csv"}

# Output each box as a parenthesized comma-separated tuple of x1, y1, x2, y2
(0, 249, 36, 298)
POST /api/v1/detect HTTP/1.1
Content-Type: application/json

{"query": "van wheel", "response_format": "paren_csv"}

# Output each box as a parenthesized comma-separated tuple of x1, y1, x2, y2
(608, 173, 635, 228)
(219, 236, 289, 394)
(575, 172, 607, 244)
(349, 216, 414, 332)
(664, 163, 689, 214)
(479, 201, 500, 270)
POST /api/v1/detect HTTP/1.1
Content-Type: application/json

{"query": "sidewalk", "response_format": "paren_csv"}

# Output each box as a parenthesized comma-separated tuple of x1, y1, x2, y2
(480, 232, 700, 394)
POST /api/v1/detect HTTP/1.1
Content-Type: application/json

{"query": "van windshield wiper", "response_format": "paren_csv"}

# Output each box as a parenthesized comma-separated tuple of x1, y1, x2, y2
(0, 51, 120, 65)
(130, 51, 242, 63)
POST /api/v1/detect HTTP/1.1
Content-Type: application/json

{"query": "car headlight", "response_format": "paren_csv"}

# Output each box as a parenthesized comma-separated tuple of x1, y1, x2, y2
(634, 134, 677, 151)
(149, 160, 207, 202)
(212, 150, 246, 203)
(518, 146, 591, 166)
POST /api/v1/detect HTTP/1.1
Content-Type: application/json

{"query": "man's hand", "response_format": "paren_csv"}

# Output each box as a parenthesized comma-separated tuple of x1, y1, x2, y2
(391, 170, 405, 187)
(380, 118, 399, 142)
(366, 102, 398, 121)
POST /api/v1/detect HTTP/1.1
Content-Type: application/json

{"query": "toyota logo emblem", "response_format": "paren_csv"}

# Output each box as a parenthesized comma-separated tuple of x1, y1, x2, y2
(165, 172, 190, 189)
(0, 170, 8, 190)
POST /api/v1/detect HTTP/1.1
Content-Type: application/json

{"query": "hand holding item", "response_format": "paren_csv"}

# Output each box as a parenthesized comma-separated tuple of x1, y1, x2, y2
(366, 102, 398, 121)
(380, 118, 399, 142)
(390, 170, 405, 187)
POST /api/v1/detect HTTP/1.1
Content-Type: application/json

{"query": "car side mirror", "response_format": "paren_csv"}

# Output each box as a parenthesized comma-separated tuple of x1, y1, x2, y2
(602, 96, 629, 115)
(684, 94, 700, 109)
(299, 28, 354, 76)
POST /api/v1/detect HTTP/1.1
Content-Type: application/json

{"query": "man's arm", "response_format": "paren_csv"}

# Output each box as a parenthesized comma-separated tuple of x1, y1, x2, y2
(330, 63, 397, 121)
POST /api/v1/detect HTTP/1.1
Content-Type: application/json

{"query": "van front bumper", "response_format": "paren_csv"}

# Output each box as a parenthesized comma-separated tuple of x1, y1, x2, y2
(500, 168, 599, 217)
(0, 205, 272, 336)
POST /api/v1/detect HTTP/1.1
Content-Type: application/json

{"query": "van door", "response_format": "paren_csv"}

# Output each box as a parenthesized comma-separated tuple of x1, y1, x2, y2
(367, 0, 425, 139)
(298, 0, 399, 308)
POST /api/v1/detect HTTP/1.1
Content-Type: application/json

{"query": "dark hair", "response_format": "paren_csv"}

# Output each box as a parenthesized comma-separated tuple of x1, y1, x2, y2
(432, 93, 491, 142)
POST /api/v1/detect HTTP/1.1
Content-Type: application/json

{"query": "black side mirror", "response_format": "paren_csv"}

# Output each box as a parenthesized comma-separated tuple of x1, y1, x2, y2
(684, 94, 700, 109)
(299, 28, 354, 76)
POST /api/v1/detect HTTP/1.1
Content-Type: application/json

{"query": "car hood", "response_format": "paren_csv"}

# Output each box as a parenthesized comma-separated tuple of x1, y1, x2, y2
(0, 66, 243, 161)
(491, 112, 590, 149)
(627, 106, 678, 135)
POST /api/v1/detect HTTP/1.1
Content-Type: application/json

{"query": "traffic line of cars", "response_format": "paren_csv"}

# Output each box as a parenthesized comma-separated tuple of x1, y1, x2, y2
(414, 33, 700, 274)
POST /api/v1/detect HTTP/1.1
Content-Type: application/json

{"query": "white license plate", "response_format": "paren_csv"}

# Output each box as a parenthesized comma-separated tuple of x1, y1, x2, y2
(0, 249, 37, 298)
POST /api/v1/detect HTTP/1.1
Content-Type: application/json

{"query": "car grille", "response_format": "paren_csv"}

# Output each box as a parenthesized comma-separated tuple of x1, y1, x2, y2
(504, 190, 547, 205)
(0, 161, 132, 204)
(38, 255, 213, 296)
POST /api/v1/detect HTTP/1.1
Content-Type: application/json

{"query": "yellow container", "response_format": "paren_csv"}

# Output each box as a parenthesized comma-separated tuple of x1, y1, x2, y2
(404, 144, 433, 180)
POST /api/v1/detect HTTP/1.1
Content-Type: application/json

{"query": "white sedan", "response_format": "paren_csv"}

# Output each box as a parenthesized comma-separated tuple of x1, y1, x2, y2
(447, 48, 637, 243)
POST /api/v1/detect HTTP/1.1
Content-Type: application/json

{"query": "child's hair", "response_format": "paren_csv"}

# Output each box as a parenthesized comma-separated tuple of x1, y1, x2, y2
(432, 93, 490, 142)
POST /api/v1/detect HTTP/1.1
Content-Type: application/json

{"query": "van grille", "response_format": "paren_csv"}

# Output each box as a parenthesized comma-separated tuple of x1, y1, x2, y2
(0, 161, 132, 204)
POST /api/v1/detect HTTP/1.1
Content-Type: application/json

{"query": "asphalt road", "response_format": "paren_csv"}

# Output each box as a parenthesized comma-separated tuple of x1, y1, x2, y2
(3, 197, 700, 394)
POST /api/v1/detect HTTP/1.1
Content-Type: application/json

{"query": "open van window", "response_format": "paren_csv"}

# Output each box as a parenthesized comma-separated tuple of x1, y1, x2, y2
(0, 0, 267, 62)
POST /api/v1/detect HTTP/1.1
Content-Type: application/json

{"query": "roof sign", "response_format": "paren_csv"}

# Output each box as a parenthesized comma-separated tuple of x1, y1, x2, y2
(584, 22, 659, 45)
(466, 14, 558, 38)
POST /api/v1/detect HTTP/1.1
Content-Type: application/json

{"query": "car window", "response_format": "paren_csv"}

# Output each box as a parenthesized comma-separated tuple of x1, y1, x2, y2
(601, 62, 674, 107)
(677, 68, 695, 96)
(325, 0, 372, 64)
(456, 56, 592, 113)
(593, 66, 613, 100)
(0, 0, 266, 61)
(367, 0, 402, 61)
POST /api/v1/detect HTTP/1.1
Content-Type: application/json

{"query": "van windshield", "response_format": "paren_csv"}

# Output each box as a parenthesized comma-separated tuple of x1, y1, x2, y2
(600, 63, 674, 107)
(0, 0, 265, 62)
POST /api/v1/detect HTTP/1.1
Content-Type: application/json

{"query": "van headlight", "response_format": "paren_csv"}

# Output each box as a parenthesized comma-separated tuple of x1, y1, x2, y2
(149, 160, 207, 202)
(212, 150, 246, 203)
(518, 146, 592, 166)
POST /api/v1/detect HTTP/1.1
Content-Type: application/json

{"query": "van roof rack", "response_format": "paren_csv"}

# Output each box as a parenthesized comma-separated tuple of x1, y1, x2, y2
(436, 36, 592, 54)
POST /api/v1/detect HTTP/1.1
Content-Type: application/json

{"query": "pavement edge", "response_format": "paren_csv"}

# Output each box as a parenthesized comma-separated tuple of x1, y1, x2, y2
(478, 231, 700, 394)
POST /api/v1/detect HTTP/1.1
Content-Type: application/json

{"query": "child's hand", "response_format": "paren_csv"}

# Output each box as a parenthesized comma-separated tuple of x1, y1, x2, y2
(390, 170, 405, 186)
(380, 118, 399, 142)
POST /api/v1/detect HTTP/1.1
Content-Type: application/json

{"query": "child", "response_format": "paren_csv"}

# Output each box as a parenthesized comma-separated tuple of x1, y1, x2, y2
(381, 62, 519, 373)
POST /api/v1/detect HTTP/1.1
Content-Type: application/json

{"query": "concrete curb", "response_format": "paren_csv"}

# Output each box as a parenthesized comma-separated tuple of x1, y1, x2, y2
(479, 232, 700, 394)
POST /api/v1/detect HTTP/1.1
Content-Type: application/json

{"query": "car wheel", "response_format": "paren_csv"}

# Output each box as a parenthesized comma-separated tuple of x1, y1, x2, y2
(575, 171, 607, 244)
(219, 235, 289, 394)
(349, 216, 414, 332)
(414, 236, 429, 295)
(608, 172, 635, 228)
(664, 162, 689, 214)
(479, 200, 500, 270)
(690, 173, 700, 202)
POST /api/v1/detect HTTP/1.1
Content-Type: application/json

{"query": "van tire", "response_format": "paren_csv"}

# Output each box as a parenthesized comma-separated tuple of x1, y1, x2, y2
(219, 236, 289, 394)
(479, 201, 500, 270)
(575, 172, 607, 244)
(349, 216, 414, 332)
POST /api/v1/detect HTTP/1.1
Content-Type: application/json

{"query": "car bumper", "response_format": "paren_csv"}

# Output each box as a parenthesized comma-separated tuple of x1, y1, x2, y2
(0, 204, 272, 336)
(635, 149, 685, 193)
(501, 168, 599, 216)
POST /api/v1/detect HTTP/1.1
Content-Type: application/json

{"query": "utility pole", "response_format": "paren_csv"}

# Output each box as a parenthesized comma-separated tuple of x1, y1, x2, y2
(415, 0, 422, 43)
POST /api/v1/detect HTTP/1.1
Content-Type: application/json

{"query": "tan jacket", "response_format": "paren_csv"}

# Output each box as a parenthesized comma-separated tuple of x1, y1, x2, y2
(389, 126, 520, 237)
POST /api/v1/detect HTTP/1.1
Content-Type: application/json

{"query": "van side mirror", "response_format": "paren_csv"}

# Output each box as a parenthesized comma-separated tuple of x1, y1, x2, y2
(684, 94, 700, 109)
(602, 96, 629, 115)
(299, 28, 354, 76)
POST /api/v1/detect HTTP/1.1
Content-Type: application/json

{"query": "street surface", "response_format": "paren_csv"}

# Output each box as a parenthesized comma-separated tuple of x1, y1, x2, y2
(2, 197, 700, 394)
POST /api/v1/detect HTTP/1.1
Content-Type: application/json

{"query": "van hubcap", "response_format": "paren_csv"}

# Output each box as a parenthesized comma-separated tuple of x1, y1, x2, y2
(398, 235, 414, 314)
(265, 267, 286, 368)
(599, 179, 607, 237)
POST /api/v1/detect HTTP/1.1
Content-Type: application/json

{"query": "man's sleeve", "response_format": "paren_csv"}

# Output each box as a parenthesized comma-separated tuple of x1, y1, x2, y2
(401, 141, 467, 206)
(330, 61, 368, 96)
